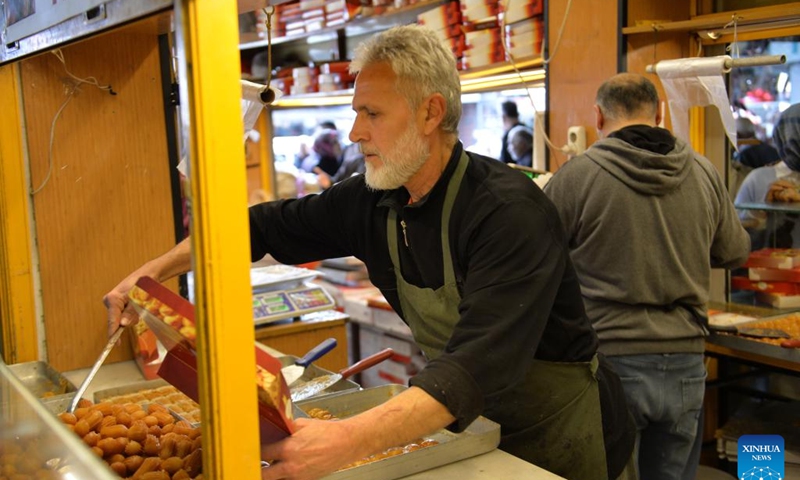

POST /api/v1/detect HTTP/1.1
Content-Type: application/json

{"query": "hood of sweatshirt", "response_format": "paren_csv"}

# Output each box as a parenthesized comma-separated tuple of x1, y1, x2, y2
(583, 133, 694, 196)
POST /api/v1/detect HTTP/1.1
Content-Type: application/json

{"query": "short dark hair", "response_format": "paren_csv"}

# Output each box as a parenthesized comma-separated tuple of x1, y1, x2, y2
(319, 120, 337, 131)
(502, 101, 519, 119)
(596, 73, 658, 122)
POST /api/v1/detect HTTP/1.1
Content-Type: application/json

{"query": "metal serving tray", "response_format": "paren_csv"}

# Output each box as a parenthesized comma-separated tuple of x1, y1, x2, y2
(7, 361, 77, 399)
(295, 384, 501, 480)
(92, 378, 171, 403)
(279, 355, 360, 400)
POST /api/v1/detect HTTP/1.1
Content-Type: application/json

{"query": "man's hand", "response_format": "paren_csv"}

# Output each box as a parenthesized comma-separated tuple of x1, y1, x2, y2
(103, 274, 142, 339)
(261, 418, 365, 480)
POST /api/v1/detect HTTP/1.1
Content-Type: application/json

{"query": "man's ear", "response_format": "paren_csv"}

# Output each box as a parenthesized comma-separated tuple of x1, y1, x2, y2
(594, 104, 604, 133)
(421, 93, 446, 135)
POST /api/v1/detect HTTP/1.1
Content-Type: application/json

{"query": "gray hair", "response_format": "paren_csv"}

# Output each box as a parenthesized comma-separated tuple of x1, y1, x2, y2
(596, 73, 659, 122)
(349, 25, 462, 134)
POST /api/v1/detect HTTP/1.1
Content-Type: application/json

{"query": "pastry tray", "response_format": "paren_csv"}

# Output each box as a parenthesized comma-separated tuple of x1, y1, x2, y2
(294, 384, 500, 480)
(7, 361, 77, 399)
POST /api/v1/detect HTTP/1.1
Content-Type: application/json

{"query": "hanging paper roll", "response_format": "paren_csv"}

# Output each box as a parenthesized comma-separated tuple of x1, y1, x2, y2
(655, 55, 736, 149)
(241, 80, 282, 139)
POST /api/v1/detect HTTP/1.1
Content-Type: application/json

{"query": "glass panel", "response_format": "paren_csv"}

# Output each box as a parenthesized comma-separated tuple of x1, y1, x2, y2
(0, 360, 117, 479)
(712, 0, 796, 13)
(269, 87, 545, 199)
(729, 35, 800, 310)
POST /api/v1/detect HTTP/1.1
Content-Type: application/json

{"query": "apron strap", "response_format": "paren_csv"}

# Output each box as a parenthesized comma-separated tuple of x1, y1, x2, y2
(387, 150, 469, 286)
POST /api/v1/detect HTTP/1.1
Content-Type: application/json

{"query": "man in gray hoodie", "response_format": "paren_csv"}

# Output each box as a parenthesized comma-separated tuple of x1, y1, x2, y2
(544, 73, 750, 480)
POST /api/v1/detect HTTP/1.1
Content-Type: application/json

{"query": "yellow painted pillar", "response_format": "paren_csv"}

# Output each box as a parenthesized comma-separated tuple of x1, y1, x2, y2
(258, 111, 275, 199)
(179, 1, 261, 477)
(689, 106, 705, 156)
(0, 63, 38, 364)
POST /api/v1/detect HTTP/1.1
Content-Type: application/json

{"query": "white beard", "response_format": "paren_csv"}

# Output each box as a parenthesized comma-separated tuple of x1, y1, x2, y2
(363, 122, 430, 191)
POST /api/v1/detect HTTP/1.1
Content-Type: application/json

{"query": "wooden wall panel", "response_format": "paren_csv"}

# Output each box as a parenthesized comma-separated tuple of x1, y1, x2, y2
(546, 0, 618, 172)
(626, 0, 693, 132)
(20, 27, 178, 370)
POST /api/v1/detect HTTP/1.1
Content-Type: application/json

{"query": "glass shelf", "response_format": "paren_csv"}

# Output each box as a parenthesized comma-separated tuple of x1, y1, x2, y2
(735, 202, 800, 213)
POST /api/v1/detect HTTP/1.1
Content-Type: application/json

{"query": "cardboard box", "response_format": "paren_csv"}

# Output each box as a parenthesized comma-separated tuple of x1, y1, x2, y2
(748, 267, 800, 283)
(502, 0, 543, 24)
(417, 1, 462, 31)
(731, 276, 800, 294)
(461, 0, 499, 24)
(745, 248, 800, 269)
(128, 276, 294, 444)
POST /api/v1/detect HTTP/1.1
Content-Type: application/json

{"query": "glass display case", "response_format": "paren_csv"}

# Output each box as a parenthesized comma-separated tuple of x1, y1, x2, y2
(0, 359, 116, 479)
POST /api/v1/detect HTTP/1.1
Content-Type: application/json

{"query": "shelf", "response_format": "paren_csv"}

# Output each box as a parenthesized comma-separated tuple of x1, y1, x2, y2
(621, 2, 800, 35)
(735, 202, 800, 213)
(239, 0, 447, 50)
(265, 56, 544, 108)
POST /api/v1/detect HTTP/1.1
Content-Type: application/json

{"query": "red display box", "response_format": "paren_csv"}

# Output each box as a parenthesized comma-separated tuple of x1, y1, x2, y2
(128, 276, 294, 445)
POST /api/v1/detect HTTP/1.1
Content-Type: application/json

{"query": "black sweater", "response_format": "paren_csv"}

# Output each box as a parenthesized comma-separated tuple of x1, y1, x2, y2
(250, 142, 598, 423)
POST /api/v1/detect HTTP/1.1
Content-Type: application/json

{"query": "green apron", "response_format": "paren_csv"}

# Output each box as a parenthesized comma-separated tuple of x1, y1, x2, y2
(386, 151, 611, 479)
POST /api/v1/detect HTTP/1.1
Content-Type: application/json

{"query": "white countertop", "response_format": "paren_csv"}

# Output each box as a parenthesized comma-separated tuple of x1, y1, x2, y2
(65, 360, 563, 479)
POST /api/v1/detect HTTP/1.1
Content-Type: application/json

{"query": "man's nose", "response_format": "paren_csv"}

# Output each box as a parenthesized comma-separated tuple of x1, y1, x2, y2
(349, 117, 366, 143)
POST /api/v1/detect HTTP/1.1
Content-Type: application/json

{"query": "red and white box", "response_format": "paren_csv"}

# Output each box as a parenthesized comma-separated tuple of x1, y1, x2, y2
(460, 0, 500, 24)
(749, 266, 800, 283)
(731, 276, 800, 294)
(417, 1, 462, 32)
(745, 248, 800, 270)
(501, 0, 543, 24)
(128, 276, 295, 444)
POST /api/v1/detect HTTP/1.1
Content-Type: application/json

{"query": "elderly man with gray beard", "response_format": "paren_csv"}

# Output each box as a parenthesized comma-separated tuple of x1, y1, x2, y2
(104, 25, 636, 480)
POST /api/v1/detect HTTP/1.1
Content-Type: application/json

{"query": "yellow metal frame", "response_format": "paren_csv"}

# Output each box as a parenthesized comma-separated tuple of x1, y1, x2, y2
(180, 1, 261, 477)
(258, 111, 274, 199)
(689, 106, 705, 156)
(0, 63, 38, 364)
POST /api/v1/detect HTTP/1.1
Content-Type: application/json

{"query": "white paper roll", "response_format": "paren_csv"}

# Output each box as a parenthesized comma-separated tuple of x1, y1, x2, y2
(655, 55, 737, 149)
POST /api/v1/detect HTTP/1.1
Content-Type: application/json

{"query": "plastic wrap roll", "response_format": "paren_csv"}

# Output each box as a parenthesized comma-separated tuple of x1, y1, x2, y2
(655, 55, 736, 148)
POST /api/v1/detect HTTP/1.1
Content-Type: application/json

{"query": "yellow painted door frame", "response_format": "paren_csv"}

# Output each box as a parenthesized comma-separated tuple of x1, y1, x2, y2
(0, 63, 38, 364)
(179, 0, 261, 477)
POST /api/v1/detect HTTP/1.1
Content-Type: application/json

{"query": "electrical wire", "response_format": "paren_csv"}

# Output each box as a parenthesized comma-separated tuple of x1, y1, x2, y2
(30, 85, 77, 195)
(499, 0, 574, 167)
(29, 49, 115, 196)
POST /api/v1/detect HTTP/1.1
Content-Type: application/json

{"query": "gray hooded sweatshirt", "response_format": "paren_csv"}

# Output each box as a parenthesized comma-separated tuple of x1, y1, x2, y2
(544, 131, 750, 356)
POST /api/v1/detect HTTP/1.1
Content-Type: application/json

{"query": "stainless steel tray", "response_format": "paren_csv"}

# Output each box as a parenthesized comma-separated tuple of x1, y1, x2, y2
(7, 361, 77, 398)
(295, 384, 500, 480)
(279, 355, 361, 399)
(92, 378, 171, 403)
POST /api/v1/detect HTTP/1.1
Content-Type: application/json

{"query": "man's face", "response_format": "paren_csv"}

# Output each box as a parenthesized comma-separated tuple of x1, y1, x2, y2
(349, 62, 429, 190)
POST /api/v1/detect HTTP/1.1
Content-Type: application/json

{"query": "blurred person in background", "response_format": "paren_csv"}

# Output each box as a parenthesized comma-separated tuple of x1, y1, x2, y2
(730, 117, 780, 198)
(499, 100, 523, 163)
(317, 142, 366, 190)
(507, 125, 533, 168)
(735, 103, 800, 249)
(301, 128, 342, 177)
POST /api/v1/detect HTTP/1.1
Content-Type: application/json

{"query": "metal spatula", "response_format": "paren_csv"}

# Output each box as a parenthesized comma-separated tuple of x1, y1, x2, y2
(68, 326, 126, 413)
(281, 338, 338, 386)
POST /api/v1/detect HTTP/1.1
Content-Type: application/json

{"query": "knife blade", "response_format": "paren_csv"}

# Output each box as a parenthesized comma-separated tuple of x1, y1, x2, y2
(711, 325, 791, 339)
(68, 325, 126, 413)
(281, 338, 338, 386)
(291, 347, 394, 402)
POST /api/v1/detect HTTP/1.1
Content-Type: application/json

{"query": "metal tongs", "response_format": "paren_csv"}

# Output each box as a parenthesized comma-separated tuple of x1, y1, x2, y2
(67, 326, 126, 413)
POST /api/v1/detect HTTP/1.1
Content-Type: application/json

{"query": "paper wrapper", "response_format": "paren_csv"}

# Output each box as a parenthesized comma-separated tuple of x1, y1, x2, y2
(655, 55, 736, 149)
(128, 276, 294, 443)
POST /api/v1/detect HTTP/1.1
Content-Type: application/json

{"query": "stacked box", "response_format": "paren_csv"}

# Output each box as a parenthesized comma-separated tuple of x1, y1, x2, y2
(735, 248, 800, 308)
(325, 0, 348, 27)
(460, 0, 500, 24)
(417, 2, 465, 66)
(463, 26, 503, 68)
(501, 0, 543, 24)
(504, 16, 544, 59)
